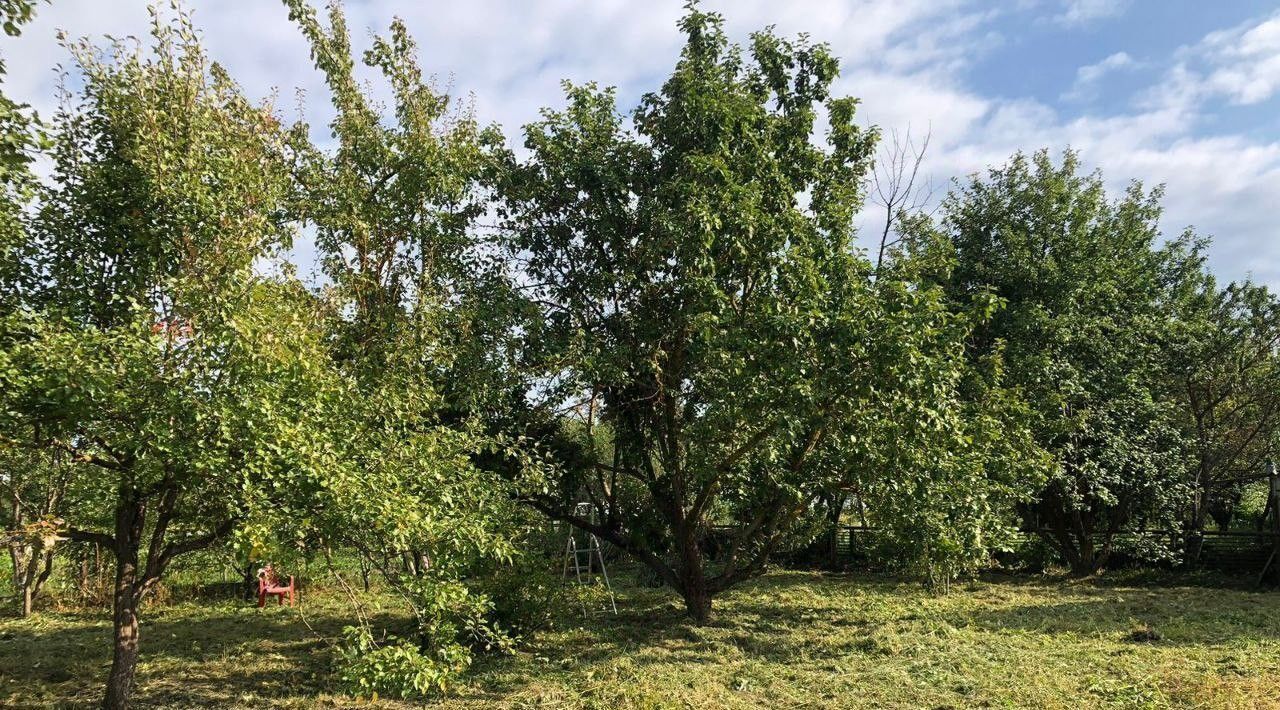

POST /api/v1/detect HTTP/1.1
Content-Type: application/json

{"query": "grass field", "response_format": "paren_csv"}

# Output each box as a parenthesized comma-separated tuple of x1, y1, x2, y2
(2, 568, 1279, 709)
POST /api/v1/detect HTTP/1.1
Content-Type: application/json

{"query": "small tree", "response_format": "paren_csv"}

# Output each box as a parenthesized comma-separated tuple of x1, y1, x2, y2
(500, 7, 1038, 621)
(0, 11, 335, 707)
(279, 2, 527, 695)
(2, 444, 69, 616)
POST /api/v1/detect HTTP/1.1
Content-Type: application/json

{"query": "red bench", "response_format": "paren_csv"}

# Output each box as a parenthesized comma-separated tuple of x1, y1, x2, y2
(257, 564, 297, 607)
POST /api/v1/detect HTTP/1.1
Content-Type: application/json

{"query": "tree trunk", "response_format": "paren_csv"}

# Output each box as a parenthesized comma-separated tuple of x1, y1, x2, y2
(94, 484, 231, 708)
(8, 492, 22, 596)
(102, 489, 148, 710)
(1071, 532, 1096, 576)
(1042, 523, 1100, 576)
(825, 494, 847, 569)
(35, 549, 53, 598)
(682, 583, 712, 625)
(14, 542, 54, 617)
(677, 530, 712, 625)
(241, 561, 256, 601)
(95, 544, 104, 602)
(79, 552, 91, 598)
(1064, 533, 1111, 576)
(1068, 555, 1099, 576)
(103, 554, 140, 709)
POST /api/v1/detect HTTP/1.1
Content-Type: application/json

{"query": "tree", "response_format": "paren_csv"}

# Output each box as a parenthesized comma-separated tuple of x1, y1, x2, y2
(0, 0, 46, 180)
(500, 7, 1039, 622)
(0, 11, 336, 707)
(282, 0, 521, 407)
(1167, 272, 1280, 530)
(869, 126, 933, 272)
(922, 149, 1193, 574)
(279, 2, 527, 695)
(1, 445, 69, 616)
(2, 7, 65, 617)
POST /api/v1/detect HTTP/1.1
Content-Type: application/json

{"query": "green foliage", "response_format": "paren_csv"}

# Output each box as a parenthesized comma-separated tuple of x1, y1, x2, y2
(278, 2, 531, 692)
(0, 0, 40, 41)
(1165, 271, 1280, 529)
(1232, 480, 1271, 529)
(919, 149, 1198, 573)
(0, 0, 48, 317)
(0, 8, 341, 706)
(1, 1, 312, 534)
(332, 560, 535, 700)
(1, 437, 71, 614)
(470, 547, 573, 640)
(500, 5, 1039, 617)
(337, 626, 473, 700)
(825, 268, 1046, 585)
(283, 0, 521, 408)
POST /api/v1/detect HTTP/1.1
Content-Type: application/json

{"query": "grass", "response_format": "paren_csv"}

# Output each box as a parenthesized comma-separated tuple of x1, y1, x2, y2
(2, 568, 1280, 708)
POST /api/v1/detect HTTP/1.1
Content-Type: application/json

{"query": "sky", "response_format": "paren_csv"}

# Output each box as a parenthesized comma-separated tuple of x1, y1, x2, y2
(4, 0, 1280, 286)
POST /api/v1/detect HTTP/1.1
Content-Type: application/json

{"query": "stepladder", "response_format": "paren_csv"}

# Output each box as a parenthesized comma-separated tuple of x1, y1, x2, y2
(561, 512, 618, 615)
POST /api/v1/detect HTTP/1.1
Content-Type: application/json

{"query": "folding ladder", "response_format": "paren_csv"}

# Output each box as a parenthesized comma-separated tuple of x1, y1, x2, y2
(561, 504, 618, 614)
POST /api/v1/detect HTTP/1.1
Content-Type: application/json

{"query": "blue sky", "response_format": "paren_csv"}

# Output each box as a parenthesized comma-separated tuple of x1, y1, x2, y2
(5, 0, 1280, 285)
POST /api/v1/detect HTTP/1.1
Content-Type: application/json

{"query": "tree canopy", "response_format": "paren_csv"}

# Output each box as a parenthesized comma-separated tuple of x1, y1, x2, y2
(499, 7, 1040, 622)
(916, 150, 1207, 573)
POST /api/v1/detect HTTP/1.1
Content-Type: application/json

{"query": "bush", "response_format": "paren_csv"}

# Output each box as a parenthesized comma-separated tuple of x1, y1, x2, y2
(335, 575, 512, 699)
(998, 534, 1062, 572)
(1232, 481, 1271, 530)
(473, 553, 570, 640)
(336, 627, 472, 699)
(1110, 532, 1181, 568)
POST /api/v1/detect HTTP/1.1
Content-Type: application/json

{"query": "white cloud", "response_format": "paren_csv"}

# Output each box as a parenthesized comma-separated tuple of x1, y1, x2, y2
(1139, 11, 1280, 113)
(1062, 51, 1135, 101)
(1, 0, 1278, 286)
(1196, 11, 1280, 105)
(1054, 0, 1131, 27)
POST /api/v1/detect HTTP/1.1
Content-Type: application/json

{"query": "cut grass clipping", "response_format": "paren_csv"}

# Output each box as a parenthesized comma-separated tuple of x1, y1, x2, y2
(2, 569, 1279, 708)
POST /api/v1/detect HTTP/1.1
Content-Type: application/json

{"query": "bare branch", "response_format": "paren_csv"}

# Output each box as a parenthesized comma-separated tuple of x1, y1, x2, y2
(870, 124, 934, 271)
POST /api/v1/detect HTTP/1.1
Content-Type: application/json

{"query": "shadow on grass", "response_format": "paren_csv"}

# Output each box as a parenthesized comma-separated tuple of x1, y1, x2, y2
(979, 566, 1270, 592)
(953, 592, 1280, 646)
(467, 588, 707, 698)
(469, 569, 907, 687)
(618, 569, 1280, 665)
(0, 601, 353, 708)
(6, 568, 1278, 707)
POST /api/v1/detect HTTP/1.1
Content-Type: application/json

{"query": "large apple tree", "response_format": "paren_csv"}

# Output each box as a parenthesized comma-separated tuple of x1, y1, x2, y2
(500, 7, 1039, 622)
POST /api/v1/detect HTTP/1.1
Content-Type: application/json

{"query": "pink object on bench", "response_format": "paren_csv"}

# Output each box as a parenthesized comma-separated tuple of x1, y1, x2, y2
(257, 564, 296, 607)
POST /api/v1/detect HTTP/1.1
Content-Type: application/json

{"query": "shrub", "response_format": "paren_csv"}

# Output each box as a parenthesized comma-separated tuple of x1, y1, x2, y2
(336, 627, 472, 699)
(474, 553, 571, 640)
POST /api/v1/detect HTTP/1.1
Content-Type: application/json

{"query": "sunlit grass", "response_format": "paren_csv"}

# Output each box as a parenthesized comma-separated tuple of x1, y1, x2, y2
(2, 568, 1279, 708)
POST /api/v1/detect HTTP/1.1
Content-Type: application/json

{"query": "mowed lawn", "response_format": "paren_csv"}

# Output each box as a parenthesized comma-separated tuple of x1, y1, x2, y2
(2, 570, 1279, 709)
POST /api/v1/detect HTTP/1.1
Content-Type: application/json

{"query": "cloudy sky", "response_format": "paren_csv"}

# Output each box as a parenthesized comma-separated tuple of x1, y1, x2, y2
(4, 0, 1279, 285)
